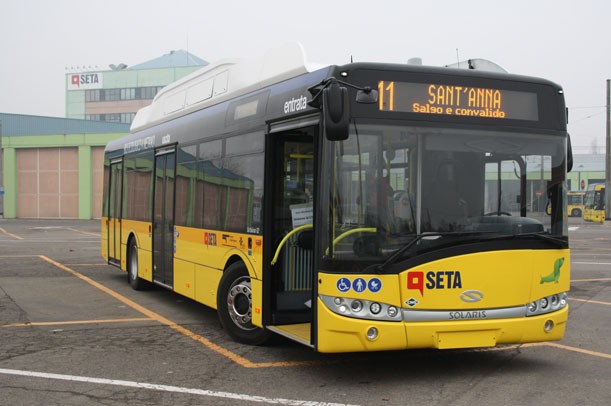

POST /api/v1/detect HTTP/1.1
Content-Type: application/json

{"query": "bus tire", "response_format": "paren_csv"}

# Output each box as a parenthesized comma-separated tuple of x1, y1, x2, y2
(571, 208, 581, 217)
(217, 262, 271, 345)
(127, 238, 150, 290)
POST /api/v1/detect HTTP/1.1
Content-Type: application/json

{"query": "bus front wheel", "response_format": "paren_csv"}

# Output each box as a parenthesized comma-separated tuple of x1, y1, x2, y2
(217, 262, 271, 345)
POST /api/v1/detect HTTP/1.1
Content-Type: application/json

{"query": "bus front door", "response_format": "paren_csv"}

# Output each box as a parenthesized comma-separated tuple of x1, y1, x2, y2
(152, 148, 176, 288)
(269, 129, 316, 343)
(107, 160, 123, 266)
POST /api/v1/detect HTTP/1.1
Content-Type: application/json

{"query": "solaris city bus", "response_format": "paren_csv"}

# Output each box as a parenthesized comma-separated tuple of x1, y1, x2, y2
(102, 43, 572, 352)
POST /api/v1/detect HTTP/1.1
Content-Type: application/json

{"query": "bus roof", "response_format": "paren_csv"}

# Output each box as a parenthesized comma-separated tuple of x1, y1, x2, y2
(130, 42, 320, 132)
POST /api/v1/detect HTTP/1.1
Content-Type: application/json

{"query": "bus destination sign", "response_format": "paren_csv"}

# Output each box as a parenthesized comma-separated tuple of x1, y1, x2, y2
(378, 81, 539, 121)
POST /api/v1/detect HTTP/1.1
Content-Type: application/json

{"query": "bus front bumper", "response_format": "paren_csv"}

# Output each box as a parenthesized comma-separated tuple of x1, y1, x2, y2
(315, 298, 568, 353)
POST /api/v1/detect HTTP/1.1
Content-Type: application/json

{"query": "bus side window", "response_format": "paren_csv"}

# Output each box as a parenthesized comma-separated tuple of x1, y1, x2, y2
(198, 139, 223, 230)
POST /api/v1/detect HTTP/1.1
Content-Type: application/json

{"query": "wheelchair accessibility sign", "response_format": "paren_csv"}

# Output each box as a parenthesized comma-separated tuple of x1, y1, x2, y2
(337, 278, 351, 292)
(336, 277, 382, 293)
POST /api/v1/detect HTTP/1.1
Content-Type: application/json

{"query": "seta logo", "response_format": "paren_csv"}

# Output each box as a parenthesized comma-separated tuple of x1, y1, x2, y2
(283, 95, 308, 114)
(204, 232, 217, 246)
(71, 73, 100, 88)
(407, 271, 462, 296)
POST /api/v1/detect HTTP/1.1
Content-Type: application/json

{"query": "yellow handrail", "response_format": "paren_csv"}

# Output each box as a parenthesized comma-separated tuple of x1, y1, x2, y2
(270, 224, 313, 266)
(325, 227, 377, 255)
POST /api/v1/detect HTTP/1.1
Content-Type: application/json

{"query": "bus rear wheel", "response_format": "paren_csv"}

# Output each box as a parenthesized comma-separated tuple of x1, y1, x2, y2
(217, 262, 271, 345)
(127, 238, 150, 290)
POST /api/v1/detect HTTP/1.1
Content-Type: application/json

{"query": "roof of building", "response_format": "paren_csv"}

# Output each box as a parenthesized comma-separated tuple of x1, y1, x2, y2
(572, 153, 605, 172)
(0, 113, 130, 136)
(129, 50, 208, 70)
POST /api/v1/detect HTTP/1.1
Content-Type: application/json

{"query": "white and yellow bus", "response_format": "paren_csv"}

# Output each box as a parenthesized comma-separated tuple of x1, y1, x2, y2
(102, 44, 571, 352)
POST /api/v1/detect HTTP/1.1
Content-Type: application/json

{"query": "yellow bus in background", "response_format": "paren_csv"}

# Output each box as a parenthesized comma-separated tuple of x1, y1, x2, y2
(567, 190, 586, 217)
(583, 184, 605, 223)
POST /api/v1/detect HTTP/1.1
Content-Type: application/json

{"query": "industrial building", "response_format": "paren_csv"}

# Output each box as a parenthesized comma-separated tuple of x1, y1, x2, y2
(0, 50, 208, 219)
(66, 50, 207, 124)
(0, 113, 129, 219)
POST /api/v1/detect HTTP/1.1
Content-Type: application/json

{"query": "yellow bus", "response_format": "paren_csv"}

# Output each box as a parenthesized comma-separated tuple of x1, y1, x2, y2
(583, 184, 605, 223)
(567, 190, 585, 217)
(102, 44, 571, 352)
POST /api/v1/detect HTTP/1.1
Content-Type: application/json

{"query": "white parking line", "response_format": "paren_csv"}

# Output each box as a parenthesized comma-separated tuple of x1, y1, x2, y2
(0, 368, 358, 406)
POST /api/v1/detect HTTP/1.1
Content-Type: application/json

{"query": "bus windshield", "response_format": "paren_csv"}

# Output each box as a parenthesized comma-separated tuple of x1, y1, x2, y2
(585, 185, 605, 210)
(320, 123, 567, 270)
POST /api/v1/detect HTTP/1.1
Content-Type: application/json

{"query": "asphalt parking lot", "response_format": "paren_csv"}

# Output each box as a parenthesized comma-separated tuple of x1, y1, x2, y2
(1, 218, 610, 405)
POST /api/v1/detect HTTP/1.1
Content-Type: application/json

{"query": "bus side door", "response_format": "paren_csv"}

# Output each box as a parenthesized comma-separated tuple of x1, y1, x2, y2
(152, 148, 176, 288)
(267, 125, 317, 332)
(108, 160, 123, 266)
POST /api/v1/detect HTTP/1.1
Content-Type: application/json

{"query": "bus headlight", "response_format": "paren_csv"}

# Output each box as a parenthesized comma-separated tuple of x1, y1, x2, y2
(370, 302, 382, 315)
(550, 294, 559, 306)
(320, 295, 402, 322)
(526, 292, 568, 316)
(351, 300, 363, 312)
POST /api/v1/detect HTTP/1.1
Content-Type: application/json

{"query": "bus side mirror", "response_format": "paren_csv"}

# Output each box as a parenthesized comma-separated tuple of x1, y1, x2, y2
(567, 133, 573, 172)
(323, 82, 350, 141)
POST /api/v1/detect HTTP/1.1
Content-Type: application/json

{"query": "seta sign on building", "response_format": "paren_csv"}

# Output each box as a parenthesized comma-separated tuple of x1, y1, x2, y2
(67, 72, 103, 90)
(65, 50, 208, 123)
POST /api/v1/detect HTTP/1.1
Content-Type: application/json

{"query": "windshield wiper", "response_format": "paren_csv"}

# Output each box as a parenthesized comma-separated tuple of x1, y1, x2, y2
(366, 230, 567, 274)
(488, 232, 568, 249)
(369, 231, 495, 273)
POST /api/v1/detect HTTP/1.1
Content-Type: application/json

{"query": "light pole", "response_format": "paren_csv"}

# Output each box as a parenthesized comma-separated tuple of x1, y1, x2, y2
(606, 80, 611, 220)
(0, 119, 3, 216)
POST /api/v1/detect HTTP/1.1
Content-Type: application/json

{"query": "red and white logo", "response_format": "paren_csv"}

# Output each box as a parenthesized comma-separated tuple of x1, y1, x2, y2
(67, 73, 103, 90)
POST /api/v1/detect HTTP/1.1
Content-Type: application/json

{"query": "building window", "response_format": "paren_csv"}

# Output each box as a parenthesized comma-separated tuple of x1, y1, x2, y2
(85, 113, 136, 123)
(139, 86, 163, 100)
(105, 113, 122, 122)
(103, 89, 120, 101)
(89, 86, 163, 102)
(85, 90, 100, 102)
(121, 88, 136, 100)
(120, 113, 136, 123)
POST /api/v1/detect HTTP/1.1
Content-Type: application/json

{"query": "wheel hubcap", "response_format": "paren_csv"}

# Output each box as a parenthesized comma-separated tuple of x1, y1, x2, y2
(227, 277, 254, 330)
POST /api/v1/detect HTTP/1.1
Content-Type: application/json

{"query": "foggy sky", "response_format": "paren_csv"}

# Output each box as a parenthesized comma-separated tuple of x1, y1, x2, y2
(1, 0, 609, 151)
